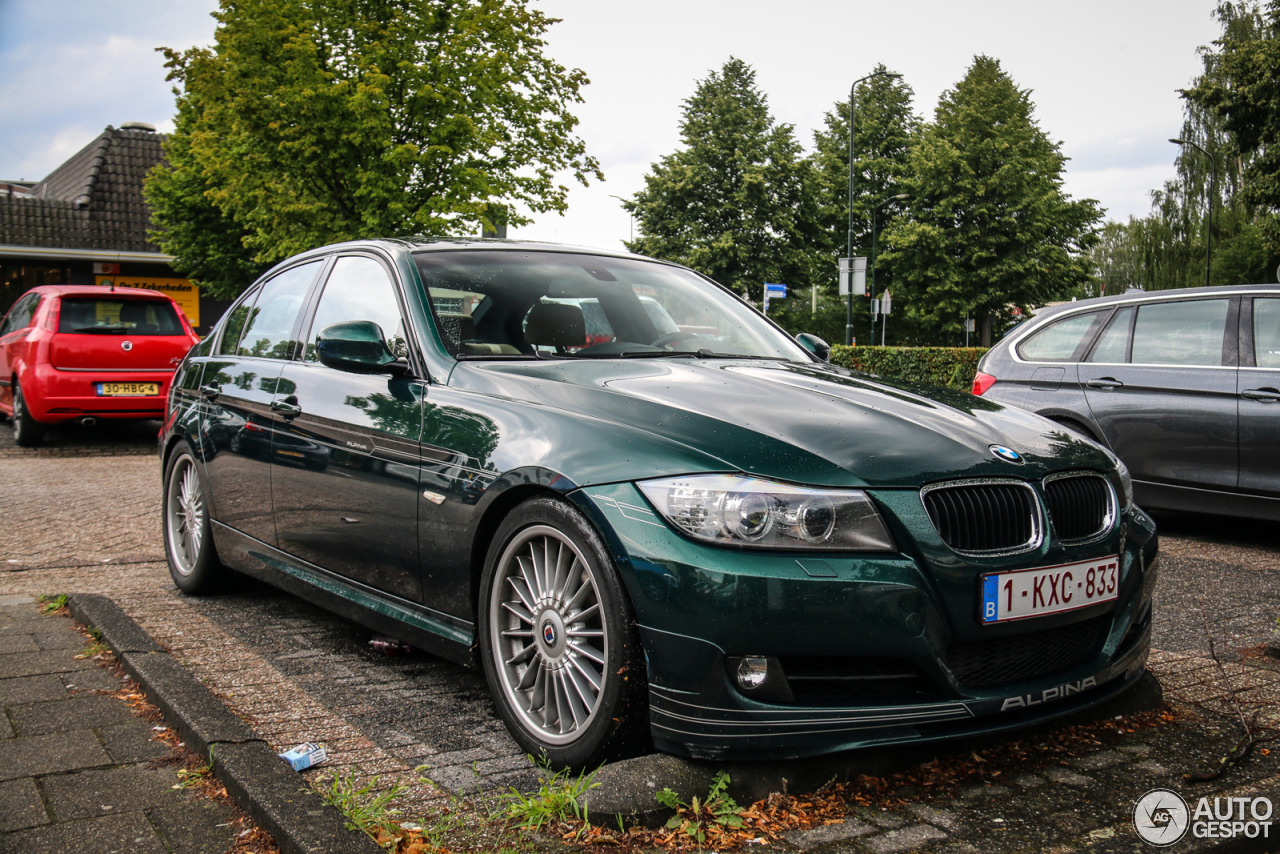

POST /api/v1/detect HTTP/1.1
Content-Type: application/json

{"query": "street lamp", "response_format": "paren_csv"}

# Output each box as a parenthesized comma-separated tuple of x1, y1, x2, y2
(1170, 138, 1217, 289)
(609, 194, 635, 243)
(870, 193, 909, 346)
(846, 68, 903, 345)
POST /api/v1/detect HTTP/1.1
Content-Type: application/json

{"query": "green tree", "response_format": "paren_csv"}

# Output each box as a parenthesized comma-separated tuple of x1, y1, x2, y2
(1187, 0, 1280, 248)
(624, 58, 819, 302)
(146, 0, 600, 298)
(883, 56, 1101, 345)
(807, 70, 919, 295)
(1092, 2, 1280, 295)
(144, 128, 266, 298)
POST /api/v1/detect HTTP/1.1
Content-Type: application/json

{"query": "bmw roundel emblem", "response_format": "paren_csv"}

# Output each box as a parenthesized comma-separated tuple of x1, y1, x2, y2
(542, 622, 556, 645)
(990, 444, 1023, 463)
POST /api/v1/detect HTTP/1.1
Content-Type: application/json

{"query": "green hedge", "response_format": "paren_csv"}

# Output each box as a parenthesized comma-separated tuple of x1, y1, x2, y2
(829, 346, 989, 392)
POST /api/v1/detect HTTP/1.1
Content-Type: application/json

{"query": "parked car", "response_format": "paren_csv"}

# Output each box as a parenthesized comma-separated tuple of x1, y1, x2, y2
(974, 284, 1280, 520)
(160, 239, 1156, 768)
(0, 285, 200, 446)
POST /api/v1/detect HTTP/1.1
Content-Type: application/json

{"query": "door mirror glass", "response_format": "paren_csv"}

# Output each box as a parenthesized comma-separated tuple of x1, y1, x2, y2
(795, 332, 831, 361)
(316, 321, 409, 375)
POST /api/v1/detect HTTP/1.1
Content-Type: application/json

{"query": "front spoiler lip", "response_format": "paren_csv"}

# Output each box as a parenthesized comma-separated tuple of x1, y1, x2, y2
(649, 620, 1151, 759)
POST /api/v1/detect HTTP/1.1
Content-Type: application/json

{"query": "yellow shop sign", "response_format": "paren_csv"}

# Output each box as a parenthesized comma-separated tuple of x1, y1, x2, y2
(94, 276, 200, 326)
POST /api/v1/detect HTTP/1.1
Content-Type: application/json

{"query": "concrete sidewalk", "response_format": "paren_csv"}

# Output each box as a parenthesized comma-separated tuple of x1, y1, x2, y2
(0, 595, 239, 853)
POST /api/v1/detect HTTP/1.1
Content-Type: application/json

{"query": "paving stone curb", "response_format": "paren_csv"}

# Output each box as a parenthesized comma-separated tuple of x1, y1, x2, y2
(66, 592, 383, 854)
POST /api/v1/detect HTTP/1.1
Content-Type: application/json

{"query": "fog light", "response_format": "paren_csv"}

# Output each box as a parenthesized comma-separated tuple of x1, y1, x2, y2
(736, 656, 769, 691)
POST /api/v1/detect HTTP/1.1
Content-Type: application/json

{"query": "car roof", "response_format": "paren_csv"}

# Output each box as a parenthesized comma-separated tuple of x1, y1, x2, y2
(25, 284, 178, 300)
(1032, 283, 1280, 322)
(277, 237, 670, 268)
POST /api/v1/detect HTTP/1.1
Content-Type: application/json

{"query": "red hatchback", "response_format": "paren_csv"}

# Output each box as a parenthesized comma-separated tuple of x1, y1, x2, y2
(0, 285, 200, 446)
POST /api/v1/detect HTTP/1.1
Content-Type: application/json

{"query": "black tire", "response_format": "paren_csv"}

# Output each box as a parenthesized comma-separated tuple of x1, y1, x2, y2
(162, 441, 233, 594)
(478, 496, 648, 769)
(12, 382, 45, 447)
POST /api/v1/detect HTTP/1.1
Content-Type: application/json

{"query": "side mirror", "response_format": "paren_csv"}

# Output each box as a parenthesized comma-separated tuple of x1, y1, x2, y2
(795, 333, 831, 362)
(316, 321, 410, 376)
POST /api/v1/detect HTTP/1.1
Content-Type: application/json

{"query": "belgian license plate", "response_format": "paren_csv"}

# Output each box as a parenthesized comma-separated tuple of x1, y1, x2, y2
(96, 382, 159, 396)
(980, 556, 1119, 624)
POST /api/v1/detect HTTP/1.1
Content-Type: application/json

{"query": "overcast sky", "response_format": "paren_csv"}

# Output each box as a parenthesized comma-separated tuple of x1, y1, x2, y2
(0, 0, 1224, 252)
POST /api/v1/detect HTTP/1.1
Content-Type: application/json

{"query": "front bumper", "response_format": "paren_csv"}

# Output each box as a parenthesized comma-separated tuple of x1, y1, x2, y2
(575, 482, 1158, 760)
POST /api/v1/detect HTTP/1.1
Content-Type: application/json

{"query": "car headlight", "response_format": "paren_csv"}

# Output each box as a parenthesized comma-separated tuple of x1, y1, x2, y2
(637, 474, 895, 551)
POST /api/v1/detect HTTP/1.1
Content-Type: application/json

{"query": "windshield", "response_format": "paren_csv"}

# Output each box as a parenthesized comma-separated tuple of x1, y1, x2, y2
(57, 297, 185, 335)
(414, 251, 810, 362)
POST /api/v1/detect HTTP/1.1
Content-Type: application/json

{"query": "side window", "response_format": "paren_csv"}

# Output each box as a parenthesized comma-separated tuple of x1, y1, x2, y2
(1015, 311, 1102, 362)
(1085, 307, 1134, 363)
(1, 293, 40, 335)
(215, 287, 261, 357)
(1130, 299, 1230, 367)
(1254, 298, 1280, 369)
(306, 256, 408, 362)
(235, 261, 321, 360)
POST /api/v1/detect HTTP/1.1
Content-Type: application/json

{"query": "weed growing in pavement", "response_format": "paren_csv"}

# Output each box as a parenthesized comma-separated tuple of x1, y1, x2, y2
(76, 633, 110, 660)
(496, 754, 600, 832)
(656, 771, 745, 847)
(174, 762, 214, 790)
(319, 771, 410, 838)
(39, 593, 68, 614)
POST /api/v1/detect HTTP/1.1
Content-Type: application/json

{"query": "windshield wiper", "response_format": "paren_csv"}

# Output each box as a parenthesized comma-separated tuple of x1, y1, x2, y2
(615, 349, 791, 361)
(73, 325, 130, 334)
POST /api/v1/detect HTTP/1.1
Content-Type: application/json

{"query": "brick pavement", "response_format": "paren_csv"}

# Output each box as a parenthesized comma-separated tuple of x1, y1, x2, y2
(4, 450, 1280, 852)
(0, 596, 239, 853)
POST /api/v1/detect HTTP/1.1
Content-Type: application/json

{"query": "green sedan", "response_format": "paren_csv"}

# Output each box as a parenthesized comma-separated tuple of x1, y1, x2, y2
(159, 239, 1157, 769)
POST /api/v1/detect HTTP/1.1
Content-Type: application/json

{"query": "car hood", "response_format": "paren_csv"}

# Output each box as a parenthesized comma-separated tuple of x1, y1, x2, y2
(451, 359, 1112, 488)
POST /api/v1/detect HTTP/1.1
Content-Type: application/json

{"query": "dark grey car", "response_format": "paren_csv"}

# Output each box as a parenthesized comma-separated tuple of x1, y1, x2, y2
(975, 285, 1280, 520)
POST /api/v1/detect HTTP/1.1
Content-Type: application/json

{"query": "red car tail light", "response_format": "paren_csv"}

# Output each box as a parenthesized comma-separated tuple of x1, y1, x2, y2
(972, 372, 996, 396)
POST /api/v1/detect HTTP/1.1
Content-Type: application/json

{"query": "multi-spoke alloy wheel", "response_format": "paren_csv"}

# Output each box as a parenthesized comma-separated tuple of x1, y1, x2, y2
(162, 442, 229, 594)
(479, 498, 647, 768)
(166, 455, 205, 577)
(491, 525, 608, 744)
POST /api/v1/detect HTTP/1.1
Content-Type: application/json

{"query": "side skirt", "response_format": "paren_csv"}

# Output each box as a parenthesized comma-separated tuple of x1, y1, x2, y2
(211, 522, 478, 668)
(1134, 479, 1280, 521)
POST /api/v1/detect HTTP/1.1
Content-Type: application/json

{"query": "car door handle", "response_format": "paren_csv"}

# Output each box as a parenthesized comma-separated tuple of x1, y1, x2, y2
(1085, 377, 1124, 389)
(271, 396, 302, 417)
(199, 385, 221, 400)
(1242, 387, 1280, 403)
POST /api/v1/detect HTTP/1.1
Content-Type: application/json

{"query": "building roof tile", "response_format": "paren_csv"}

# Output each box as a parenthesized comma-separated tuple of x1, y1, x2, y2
(0, 126, 167, 254)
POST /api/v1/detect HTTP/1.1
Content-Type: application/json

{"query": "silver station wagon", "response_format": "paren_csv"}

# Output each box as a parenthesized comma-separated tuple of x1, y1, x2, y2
(974, 284, 1280, 520)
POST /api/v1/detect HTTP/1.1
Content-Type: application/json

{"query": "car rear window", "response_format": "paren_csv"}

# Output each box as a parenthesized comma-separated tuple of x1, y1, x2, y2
(1015, 311, 1102, 362)
(57, 297, 184, 335)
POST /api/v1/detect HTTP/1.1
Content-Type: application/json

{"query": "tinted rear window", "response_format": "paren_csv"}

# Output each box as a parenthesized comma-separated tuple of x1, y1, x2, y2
(1015, 311, 1102, 362)
(58, 298, 184, 335)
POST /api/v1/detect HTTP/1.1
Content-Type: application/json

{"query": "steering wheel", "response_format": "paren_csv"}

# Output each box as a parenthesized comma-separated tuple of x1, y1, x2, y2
(652, 331, 697, 349)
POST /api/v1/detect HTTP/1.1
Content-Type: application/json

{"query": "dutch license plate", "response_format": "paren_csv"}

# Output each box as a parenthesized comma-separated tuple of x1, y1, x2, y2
(97, 382, 160, 396)
(980, 556, 1119, 624)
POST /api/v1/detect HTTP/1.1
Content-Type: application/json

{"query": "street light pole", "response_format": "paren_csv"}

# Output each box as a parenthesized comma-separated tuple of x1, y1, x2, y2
(846, 68, 903, 346)
(870, 193, 908, 347)
(608, 194, 635, 244)
(1170, 138, 1218, 289)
